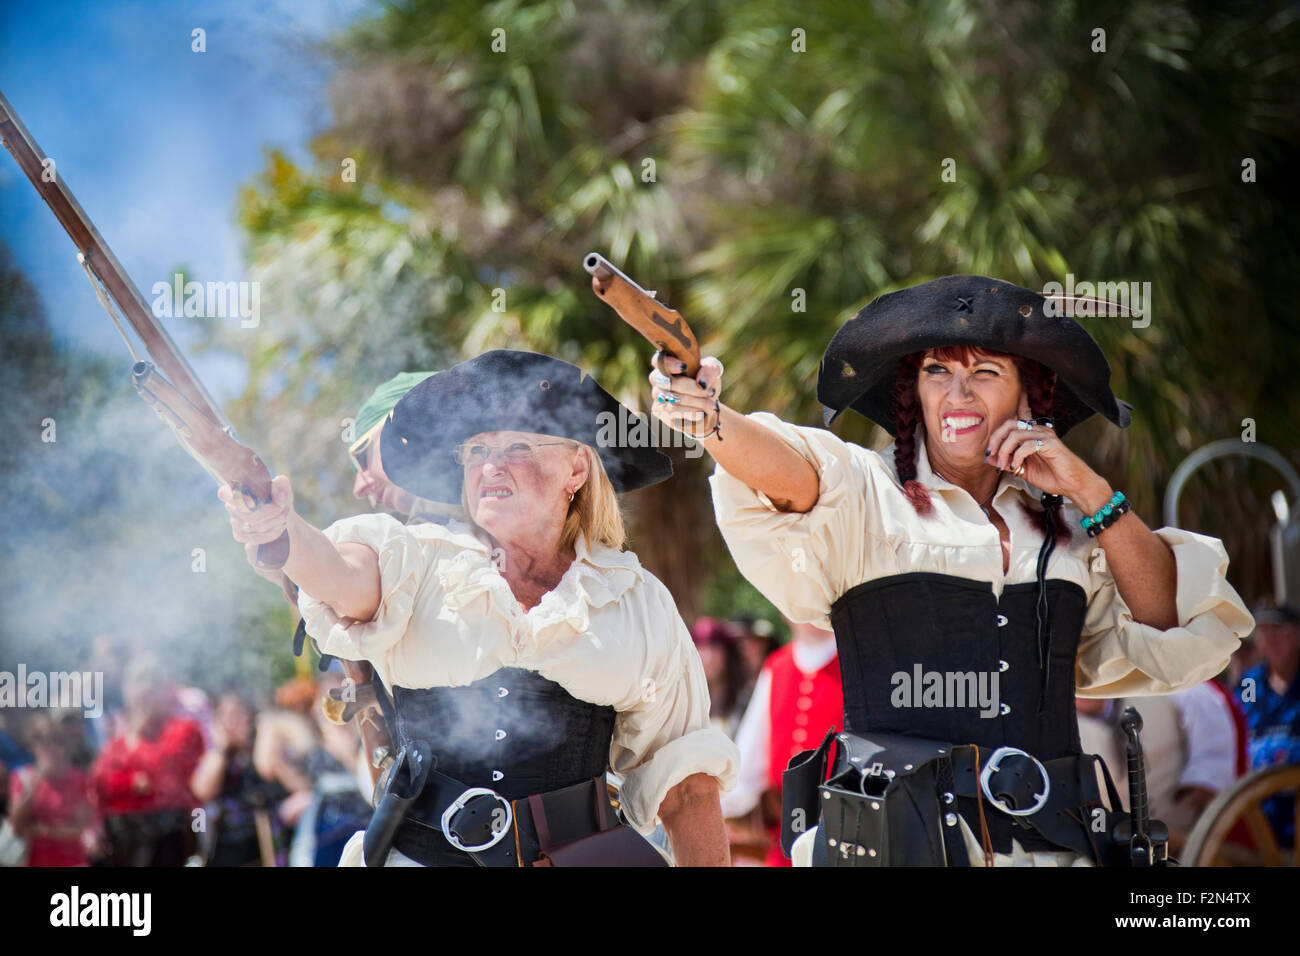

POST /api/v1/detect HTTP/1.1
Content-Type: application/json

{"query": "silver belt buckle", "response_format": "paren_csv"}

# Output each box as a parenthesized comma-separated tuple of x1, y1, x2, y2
(979, 746, 1050, 817)
(441, 787, 513, 852)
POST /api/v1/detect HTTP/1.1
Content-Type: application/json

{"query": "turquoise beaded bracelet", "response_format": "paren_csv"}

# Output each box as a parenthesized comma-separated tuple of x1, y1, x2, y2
(1081, 491, 1129, 536)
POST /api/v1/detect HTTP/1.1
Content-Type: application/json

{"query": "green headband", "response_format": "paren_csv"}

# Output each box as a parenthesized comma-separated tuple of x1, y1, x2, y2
(354, 371, 437, 440)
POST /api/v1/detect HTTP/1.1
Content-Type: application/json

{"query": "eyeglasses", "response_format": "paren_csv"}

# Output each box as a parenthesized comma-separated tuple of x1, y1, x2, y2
(349, 422, 385, 472)
(452, 440, 572, 467)
(349, 436, 372, 472)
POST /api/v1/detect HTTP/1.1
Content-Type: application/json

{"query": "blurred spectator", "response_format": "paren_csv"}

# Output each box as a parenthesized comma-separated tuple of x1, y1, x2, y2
(253, 678, 322, 837)
(53, 710, 96, 771)
(1227, 634, 1262, 697)
(691, 618, 749, 737)
(1078, 680, 1247, 852)
(6, 712, 95, 867)
(1240, 602, 1300, 846)
(191, 692, 287, 866)
(721, 619, 841, 866)
(288, 672, 373, 867)
(730, 614, 776, 698)
(0, 712, 34, 822)
(90, 657, 204, 866)
(173, 685, 215, 749)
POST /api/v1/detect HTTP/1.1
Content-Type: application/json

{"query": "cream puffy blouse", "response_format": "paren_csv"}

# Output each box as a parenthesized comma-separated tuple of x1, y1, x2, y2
(298, 515, 739, 834)
(710, 412, 1254, 699)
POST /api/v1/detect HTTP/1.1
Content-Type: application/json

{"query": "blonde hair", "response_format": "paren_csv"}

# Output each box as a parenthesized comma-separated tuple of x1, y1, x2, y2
(460, 441, 626, 551)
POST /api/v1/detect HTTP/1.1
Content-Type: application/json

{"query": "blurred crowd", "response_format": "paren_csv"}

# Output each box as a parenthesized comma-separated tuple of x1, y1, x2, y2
(3, 601, 1297, 867)
(0, 639, 371, 868)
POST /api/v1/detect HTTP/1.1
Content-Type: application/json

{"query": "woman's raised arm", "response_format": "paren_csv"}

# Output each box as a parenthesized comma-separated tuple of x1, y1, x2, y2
(218, 475, 381, 622)
(649, 354, 820, 513)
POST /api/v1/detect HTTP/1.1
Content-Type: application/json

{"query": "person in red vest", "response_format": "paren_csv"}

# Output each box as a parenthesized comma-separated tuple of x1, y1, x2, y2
(721, 618, 842, 866)
(91, 657, 205, 866)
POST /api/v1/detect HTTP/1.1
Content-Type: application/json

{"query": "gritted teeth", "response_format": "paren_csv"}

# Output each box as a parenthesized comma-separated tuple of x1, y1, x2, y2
(481, 487, 513, 498)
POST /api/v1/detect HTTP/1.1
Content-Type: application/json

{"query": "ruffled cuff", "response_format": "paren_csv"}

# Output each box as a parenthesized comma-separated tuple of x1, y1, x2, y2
(298, 513, 428, 662)
(709, 412, 876, 624)
(614, 727, 740, 835)
(1077, 528, 1253, 696)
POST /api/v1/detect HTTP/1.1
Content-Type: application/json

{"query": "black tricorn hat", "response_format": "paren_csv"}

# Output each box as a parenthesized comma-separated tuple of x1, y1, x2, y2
(818, 275, 1132, 437)
(381, 349, 673, 503)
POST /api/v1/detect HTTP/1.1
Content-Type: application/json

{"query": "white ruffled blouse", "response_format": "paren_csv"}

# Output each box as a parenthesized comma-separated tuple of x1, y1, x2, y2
(710, 412, 1254, 698)
(297, 514, 739, 835)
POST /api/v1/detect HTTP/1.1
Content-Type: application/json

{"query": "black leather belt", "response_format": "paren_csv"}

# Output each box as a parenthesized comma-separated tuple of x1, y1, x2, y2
(364, 739, 618, 867)
(394, 775, 617, 867)
(946, 744, 1104, 857)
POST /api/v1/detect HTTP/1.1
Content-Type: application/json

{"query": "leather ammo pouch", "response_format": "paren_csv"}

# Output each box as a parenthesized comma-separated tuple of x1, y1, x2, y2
(526, 777, 668, 867)
(816, 731, 961, 866)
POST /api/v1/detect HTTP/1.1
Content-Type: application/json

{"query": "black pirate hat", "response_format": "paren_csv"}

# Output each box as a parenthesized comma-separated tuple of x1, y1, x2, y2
(817, 275, 1132, 437)
(381, 349, 672, 503)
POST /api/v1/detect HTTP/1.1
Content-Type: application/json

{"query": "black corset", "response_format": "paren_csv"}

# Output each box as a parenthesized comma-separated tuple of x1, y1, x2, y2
(829, 572, 1087, 760)
(390, 668, 616, 800)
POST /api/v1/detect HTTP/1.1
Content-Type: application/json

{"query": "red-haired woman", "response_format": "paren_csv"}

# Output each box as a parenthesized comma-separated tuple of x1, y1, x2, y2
(649, 275, 1254, 866)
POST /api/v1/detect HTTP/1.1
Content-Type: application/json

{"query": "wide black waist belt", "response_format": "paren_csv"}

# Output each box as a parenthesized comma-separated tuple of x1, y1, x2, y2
(783, 729, 1129, 866)
(363, 739, 655, 867)
(394, 774, 617, 867)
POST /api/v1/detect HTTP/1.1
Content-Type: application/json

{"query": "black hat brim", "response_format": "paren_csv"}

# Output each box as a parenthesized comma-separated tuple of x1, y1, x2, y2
(381, 350, 673, 503)
(817, 275, 1132, 437)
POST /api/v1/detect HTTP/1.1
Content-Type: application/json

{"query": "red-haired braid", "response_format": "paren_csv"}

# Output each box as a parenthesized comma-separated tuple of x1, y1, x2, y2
(891, 352, 933, 515)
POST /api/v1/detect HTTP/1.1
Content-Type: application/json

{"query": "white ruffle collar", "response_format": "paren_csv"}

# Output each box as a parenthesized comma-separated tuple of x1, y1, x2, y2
(432, 522, 645, 639)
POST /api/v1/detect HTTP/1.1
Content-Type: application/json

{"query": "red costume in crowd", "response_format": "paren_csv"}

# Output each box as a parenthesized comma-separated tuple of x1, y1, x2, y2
(92, 717, 204, 815)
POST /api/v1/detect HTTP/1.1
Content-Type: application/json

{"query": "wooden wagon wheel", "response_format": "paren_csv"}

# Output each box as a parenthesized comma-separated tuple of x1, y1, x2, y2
(1182, 765, 1300, 866)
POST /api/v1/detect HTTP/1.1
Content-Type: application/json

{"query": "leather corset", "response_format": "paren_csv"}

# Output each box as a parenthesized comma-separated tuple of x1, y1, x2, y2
(390, 667, 616, 800)
(829, 571, 1088, 760)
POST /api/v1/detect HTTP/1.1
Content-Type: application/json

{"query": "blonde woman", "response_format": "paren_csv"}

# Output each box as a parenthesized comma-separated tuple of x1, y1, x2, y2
(221, 350, 737, 866)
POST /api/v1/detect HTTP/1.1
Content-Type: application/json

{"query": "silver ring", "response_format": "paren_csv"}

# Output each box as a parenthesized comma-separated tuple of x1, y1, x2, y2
(243, 522, 252, 533)
(441, 788, 512, 853)
(979, 746, 1050, 817)
(1016, 419, 1035, 431)
(1034, 439, 1045, 450)
(652, 372, 671, 387)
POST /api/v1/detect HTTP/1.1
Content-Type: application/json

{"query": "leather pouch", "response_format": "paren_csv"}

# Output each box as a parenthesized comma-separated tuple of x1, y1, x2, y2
(780, 727, 838, 857)
(528, 784, 669, 867)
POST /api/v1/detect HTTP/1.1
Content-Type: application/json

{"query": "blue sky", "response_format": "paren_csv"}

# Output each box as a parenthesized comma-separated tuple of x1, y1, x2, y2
(1, 0, 371, 400)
